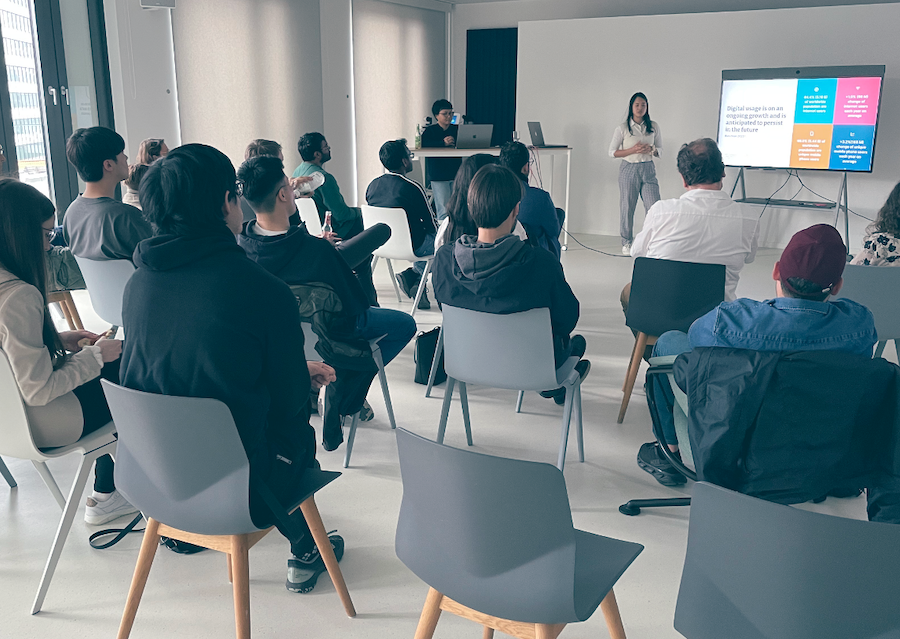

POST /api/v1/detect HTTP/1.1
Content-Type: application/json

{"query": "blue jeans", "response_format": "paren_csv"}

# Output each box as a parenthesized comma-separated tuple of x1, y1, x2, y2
(413, 232, 436, 275)
(649, 330, 691, 447)
(431, 181, 453, 222)
(356, 307, 417, 365)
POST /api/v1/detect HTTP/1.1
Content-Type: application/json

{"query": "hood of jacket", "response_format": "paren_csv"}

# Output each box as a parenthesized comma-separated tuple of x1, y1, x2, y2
(133, 228, 244, 272)
(237, 221, 312, 277)
(452, 233, 527, 281)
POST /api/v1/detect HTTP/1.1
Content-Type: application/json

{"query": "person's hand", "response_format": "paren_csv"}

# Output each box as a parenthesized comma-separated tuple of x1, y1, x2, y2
(443, 135, 455, 147)
(631, 143, 652, 155)
(94, 338, 123, 363)
(319, 231, 341, 244)
(308, 361, 336, 390)
(59, 330, 99, 352)
(290, 176, 314, 198)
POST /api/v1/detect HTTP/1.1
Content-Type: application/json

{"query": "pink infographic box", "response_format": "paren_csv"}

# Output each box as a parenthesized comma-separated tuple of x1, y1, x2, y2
(834, 77, 881, 125)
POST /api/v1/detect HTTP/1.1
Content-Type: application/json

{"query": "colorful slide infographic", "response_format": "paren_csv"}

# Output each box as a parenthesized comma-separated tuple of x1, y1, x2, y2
(718, 76, 881, 171)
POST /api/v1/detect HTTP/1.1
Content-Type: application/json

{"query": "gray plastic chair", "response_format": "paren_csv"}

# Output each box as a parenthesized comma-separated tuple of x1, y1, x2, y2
(395, 428, 643, 639)
(295, 197, 323, 235)
(676, 482, 900, 639)
(301, 322, 395, 467)
(0, 456, 15, 488)
(73, 256, 135, 328)
(0, 350, 118, 614)
(437, 305, 584, 471)
(101, 381, 356, 638)
(835, 263, 900, 360)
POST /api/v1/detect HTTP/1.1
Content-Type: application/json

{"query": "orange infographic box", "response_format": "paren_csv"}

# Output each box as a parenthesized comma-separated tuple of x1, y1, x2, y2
(790, 124, 833, 169)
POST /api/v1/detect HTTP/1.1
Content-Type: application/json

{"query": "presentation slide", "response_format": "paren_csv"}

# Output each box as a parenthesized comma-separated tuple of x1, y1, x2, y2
(718, 74, 882, 172)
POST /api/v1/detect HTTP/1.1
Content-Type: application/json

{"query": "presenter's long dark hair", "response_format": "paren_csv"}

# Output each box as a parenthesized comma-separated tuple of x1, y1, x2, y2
(442, 153, 497, 245)
(871, 181, 900, 237)
(625, 92, 653, 134)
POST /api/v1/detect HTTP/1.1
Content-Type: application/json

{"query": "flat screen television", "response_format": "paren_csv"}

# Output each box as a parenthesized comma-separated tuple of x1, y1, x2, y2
(717, 65, 885, 172)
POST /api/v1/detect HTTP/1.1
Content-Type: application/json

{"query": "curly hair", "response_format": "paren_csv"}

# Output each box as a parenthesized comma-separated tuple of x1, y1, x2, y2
(676, 138, 725, 186)
(872, 181, 900, 237)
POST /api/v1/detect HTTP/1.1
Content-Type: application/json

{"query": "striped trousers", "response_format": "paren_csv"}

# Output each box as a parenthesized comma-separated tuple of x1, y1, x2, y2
(618, 160, 660, 244)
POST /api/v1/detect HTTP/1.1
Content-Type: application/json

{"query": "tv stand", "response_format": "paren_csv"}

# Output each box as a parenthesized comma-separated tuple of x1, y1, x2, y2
(730, 167, 850, 253)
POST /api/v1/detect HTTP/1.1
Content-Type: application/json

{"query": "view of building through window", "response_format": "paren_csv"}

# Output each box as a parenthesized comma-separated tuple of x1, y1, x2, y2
(1, 0, 51, 197)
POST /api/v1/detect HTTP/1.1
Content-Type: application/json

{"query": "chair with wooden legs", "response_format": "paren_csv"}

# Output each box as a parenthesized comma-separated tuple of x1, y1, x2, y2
(47, 290, 85, 330)
(395, 428, 643, 639)
(618, 258, 725, 424)
(101, 382, 355, 639)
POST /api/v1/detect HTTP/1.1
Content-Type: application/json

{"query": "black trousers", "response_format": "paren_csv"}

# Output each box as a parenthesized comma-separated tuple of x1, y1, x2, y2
(71, 360, 119, 493)
(339, 219, 390, 306)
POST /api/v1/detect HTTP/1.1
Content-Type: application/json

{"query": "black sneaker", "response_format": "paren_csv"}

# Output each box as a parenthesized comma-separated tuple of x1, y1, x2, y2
(570, 335, 587, 360)
(395, 268, 418, 299)
(637, 441, 687, 486)
(286, 532, 345, 594)
(539, 359, 590, 406)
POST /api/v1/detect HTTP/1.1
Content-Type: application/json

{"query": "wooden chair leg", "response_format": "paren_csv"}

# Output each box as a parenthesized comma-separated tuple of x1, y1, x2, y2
(482, 626, 495, 638)
(414, 587, 444, 639)
(622, 336, 641, 392)
(231, 535, 251, 639)
(63, 293, 84, 330)
(227, 553, 233, 584)
(299, 497, 356, 617)
(117, 518, 161, 639)
(535, 623, 567, 639)
(618, 332, 648, 424)
(600, 588, 627, 639)
(57, 300, 76, 330)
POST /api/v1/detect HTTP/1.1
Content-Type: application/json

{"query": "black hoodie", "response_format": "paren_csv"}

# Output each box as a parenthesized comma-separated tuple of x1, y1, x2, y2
(121, 229, 315, 505)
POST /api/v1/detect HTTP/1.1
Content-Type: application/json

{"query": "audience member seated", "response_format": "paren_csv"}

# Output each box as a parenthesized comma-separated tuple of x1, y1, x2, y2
(292, 132, 378, 305)
(640, 224, 877, 486)
(120, 143, 344, 593)
(123, 138, 169, 208)
(434, 153, 527, 252)
(122, 163, 150, 209)
(499, 141, 564, 259)
(623, 138, 760, 314)
(851, 180, 900, 266)
(432, 164, 589, 405)
(242, 139, 309, 225)
(62, 127, 151, 262)
(135, 137, 168, 165)
(421, 98, 460, 221)
(365, 139, 437, 310)
(236, 155, 416, 449)
(0, 178, 136, 526)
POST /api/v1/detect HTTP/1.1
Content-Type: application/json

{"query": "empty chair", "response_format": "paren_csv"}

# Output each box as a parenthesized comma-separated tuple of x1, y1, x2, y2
(0, 350, 118, 614)
(73, 256, 135, 328)
(619, 257, 725, 423)
(101, 381, 355, 639)
(676, 482, 900, 639)
(835, 263, 900, 359)
(395, 428, 643, 639)
(296, 197, 323, 236)
(437, 305, 585, 471)
(361, 204, 433, 316)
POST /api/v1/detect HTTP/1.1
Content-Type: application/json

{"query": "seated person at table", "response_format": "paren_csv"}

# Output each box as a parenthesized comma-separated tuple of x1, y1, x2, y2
(432, 164, 589, 404)
(237, 156, 416, 446)
(0, 178, 134, 526)
(640, 224, 877, 487)
(365, 139, 437, 310)
(499, 141, 563, 259)
(121, 144, 343, 593)
(852, 180, 900, 266)
(63, 127, 152, 262)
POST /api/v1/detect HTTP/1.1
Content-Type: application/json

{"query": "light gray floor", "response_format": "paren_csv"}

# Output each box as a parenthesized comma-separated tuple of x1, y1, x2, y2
(2, 234, 880, 638)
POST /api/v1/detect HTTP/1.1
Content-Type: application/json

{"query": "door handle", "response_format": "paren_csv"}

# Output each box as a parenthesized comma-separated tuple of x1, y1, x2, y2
(47, 86, 57, 106)
(60, 86, 70, 106)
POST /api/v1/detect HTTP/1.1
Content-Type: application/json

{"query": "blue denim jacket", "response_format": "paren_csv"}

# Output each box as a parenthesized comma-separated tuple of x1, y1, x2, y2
(688, 297, 877, 357)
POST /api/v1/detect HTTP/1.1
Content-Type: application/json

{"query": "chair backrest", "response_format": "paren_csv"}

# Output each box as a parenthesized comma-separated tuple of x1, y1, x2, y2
(73, 256, 135, 327)
(441, 305, 560, 391)
(834, 263, 900, 342)
(101, 381, 260, 535)
(627, 257, 726, 336)
(0, 350, 42, 460)
(296, 198, 323, 236)
(361, 205, 420, 261)
(676, 482, 900, 639)
(394, 428, 580, 623)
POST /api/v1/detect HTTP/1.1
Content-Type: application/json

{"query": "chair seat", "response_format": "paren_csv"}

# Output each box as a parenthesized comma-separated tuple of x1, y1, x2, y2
(573, 529, 645, 621)
(34, 421, 116, 459)
(555, 356, 580, 389)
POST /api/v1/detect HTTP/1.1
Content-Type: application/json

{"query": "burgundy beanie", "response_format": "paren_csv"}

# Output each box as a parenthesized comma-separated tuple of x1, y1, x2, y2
(779, 224, 846, 294)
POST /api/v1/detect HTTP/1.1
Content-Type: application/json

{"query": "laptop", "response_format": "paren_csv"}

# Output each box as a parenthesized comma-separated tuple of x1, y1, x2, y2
(527, 122, 568, 148)
(456, 124, 494, 149)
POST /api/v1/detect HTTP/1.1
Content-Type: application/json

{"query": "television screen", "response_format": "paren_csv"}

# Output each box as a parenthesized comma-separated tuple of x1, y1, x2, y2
(717, 65, 885, 172)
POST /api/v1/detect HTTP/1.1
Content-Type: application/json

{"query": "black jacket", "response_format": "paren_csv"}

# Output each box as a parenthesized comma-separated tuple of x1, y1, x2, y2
(421, 123, 461, 183)
(365, 173, 436, 251)
(121, 230, 315, 524)
(674, 348, 900, 522)
(432, 234, 579, 364)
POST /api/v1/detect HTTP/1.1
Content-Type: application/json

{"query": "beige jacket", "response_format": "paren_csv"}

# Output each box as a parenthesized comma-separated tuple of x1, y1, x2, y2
(0, 266, 102, 448)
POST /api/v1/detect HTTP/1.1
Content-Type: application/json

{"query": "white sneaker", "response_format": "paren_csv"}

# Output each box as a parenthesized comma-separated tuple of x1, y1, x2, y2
(84, 490, 139, 526)
(622, 243, 632, 256)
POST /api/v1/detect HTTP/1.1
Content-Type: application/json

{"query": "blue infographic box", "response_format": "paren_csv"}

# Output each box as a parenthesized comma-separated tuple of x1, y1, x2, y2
(828, 125, 875, 170)
(794, 78, 837, 124)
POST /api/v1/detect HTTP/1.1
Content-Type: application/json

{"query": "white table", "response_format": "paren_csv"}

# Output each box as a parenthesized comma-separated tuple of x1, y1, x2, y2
(413, 146, 573, 248)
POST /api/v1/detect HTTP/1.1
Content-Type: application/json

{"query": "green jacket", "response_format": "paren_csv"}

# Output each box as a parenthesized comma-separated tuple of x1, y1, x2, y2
(292, 162, 361, 238)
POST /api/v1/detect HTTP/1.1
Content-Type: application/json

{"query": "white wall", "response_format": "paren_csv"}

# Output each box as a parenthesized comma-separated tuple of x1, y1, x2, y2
(515, 3, 900, 249)
(103, 0, 181, 160)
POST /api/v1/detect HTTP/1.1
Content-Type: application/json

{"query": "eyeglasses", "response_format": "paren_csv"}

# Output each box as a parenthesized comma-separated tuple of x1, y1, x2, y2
(408, 152, 416, 160)
(42, 227, 55, 240)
